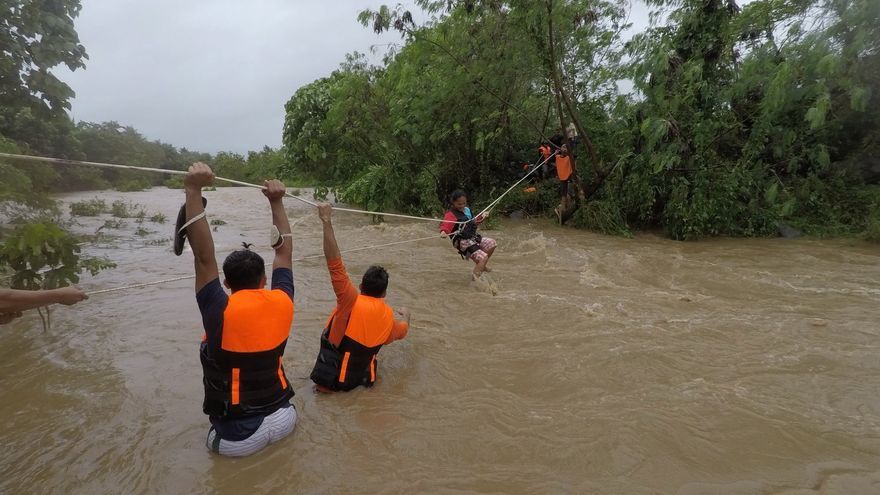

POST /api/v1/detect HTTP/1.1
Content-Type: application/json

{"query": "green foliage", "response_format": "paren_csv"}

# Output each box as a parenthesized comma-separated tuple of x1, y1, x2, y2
(116, 179, 151, 192)
(339, 164, 395, 213)
(209, 219, 226, 226)
(0, 0, 87, 152)
(211, 152, 247, 186)
(149, 213, 166, 224)
(0, 221, 114, 290)
(0, 136, 58, 210)
(6, 0, 878, 244)
(570, 199, 632, 237)
(613, 0, 879, 238)
(99, 219, 126, 230)
(491, 181, 559, 218)
(163, 176, 184, 189)
(69, 198, 107, 216)
(865, 215, 880, 243)
(313, 187, 328, 201)
(110, 200, 143, 219)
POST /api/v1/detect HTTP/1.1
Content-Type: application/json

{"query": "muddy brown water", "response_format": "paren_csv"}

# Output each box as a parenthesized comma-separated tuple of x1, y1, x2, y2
(1, 187, 879, 494)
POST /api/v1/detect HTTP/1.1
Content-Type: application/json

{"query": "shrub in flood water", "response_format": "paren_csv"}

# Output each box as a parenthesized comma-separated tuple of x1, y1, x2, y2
(69, 198, 107, 217)
(111, 200, 146, 219)
(99, 219, 126, 230)
(570, 199, 633, 237)
(150, 213, 167, 224)
(0, 221, 115, 290)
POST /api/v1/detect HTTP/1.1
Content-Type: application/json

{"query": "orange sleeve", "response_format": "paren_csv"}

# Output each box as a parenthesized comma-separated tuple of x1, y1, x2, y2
(327, 257, 358, 347)
(385, 319, 409, 345)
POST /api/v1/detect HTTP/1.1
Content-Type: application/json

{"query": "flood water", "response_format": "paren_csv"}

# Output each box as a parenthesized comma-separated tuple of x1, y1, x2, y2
(1, 187, 879, 494)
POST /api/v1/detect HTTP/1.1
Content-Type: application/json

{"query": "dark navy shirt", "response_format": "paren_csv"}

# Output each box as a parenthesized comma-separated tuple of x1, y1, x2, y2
(196, 267, 294, 441)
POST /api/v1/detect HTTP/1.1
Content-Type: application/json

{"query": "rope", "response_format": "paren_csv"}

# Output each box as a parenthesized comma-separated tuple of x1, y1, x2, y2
(84, 234, 440, 296)
(475, 151, 557, 218)
(2, 153, 469, 225)
(1, 151, 555, 225)
(2, 151, 555, 296)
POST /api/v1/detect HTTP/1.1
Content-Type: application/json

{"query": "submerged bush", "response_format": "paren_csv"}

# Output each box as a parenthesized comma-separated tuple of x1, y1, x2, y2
(69, 198, 107, 217)
(570, 199, 632, 237)
(99, 219, 126, 230)
(110, 200, 146, 219)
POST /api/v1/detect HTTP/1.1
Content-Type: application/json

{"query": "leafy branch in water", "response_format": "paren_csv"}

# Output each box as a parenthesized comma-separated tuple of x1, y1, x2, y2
(0, 221, 115, 291)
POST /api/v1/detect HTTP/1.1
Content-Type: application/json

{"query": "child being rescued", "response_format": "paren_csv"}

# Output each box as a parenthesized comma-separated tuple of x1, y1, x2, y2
(440, 190, 497, 279)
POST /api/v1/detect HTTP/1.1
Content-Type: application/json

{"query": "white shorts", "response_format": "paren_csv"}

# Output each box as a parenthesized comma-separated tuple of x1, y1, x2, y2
(206, 405, 297, 457)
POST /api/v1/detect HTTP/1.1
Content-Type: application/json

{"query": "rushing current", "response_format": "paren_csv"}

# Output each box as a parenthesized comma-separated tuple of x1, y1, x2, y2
(1, 187, 878, 494)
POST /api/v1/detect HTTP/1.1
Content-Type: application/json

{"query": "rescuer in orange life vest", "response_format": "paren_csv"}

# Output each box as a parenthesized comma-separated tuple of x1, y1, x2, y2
(179, 162, 297, 457)
(538, 141, 553, 180)
(309, 203, 411, 392)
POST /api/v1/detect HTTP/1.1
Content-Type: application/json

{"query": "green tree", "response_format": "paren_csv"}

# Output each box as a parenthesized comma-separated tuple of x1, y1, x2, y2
(0, 0, 88, 155)
(283, 0, 878, 239)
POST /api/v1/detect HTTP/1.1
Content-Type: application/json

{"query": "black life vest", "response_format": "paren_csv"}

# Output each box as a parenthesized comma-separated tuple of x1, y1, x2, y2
(449, 208, 482, 259)
(311, 330, 382, 391)
(201, 289, 295, 418)
(310, 295, 393, 391)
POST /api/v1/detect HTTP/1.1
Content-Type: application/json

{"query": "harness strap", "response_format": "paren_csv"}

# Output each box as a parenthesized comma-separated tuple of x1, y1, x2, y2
(455, 235, 483, 260)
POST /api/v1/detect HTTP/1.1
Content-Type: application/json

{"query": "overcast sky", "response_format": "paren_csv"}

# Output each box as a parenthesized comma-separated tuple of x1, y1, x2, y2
(57, 0, 412, 153)
(57, 1, 651, 154)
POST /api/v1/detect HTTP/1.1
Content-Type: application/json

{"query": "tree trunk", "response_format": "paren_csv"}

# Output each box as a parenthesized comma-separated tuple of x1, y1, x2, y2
(546, 0, 602, 179)
(546, 0, 588, 223)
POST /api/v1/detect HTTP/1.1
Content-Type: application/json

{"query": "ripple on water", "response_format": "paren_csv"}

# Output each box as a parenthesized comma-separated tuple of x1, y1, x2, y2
(1, 187, 878, 494)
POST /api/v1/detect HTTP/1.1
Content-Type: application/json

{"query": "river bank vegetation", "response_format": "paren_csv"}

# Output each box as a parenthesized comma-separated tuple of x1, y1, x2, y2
(2, 0, 877, 292)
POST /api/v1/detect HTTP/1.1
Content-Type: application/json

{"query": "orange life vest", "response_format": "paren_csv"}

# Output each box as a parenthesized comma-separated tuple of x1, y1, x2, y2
(201, 289, 294, 418)
(310, 294, 394, 391)
(555, 154, 573, 181)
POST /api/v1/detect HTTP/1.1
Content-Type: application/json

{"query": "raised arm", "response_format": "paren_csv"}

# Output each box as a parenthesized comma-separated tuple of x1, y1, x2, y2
(318, 203, 341, 261)
(264, 180, 292, 271)
(183, 162, 218, 292)
(0, 287, 88, 313)
(317, 204, 358, 346)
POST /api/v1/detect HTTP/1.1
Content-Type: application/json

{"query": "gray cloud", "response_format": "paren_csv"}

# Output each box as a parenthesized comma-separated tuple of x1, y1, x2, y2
(57, 0, 410, 153)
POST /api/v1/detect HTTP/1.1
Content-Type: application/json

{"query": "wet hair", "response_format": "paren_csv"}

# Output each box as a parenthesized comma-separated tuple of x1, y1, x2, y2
(223, 249, 266, 291)
(450, 189, 468, 204)
(360, 265, 389, 298)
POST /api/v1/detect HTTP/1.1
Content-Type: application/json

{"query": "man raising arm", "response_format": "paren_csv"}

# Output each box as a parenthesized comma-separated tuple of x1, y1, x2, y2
(310, 203, 410, 392)
(182, 163, 298, 457)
